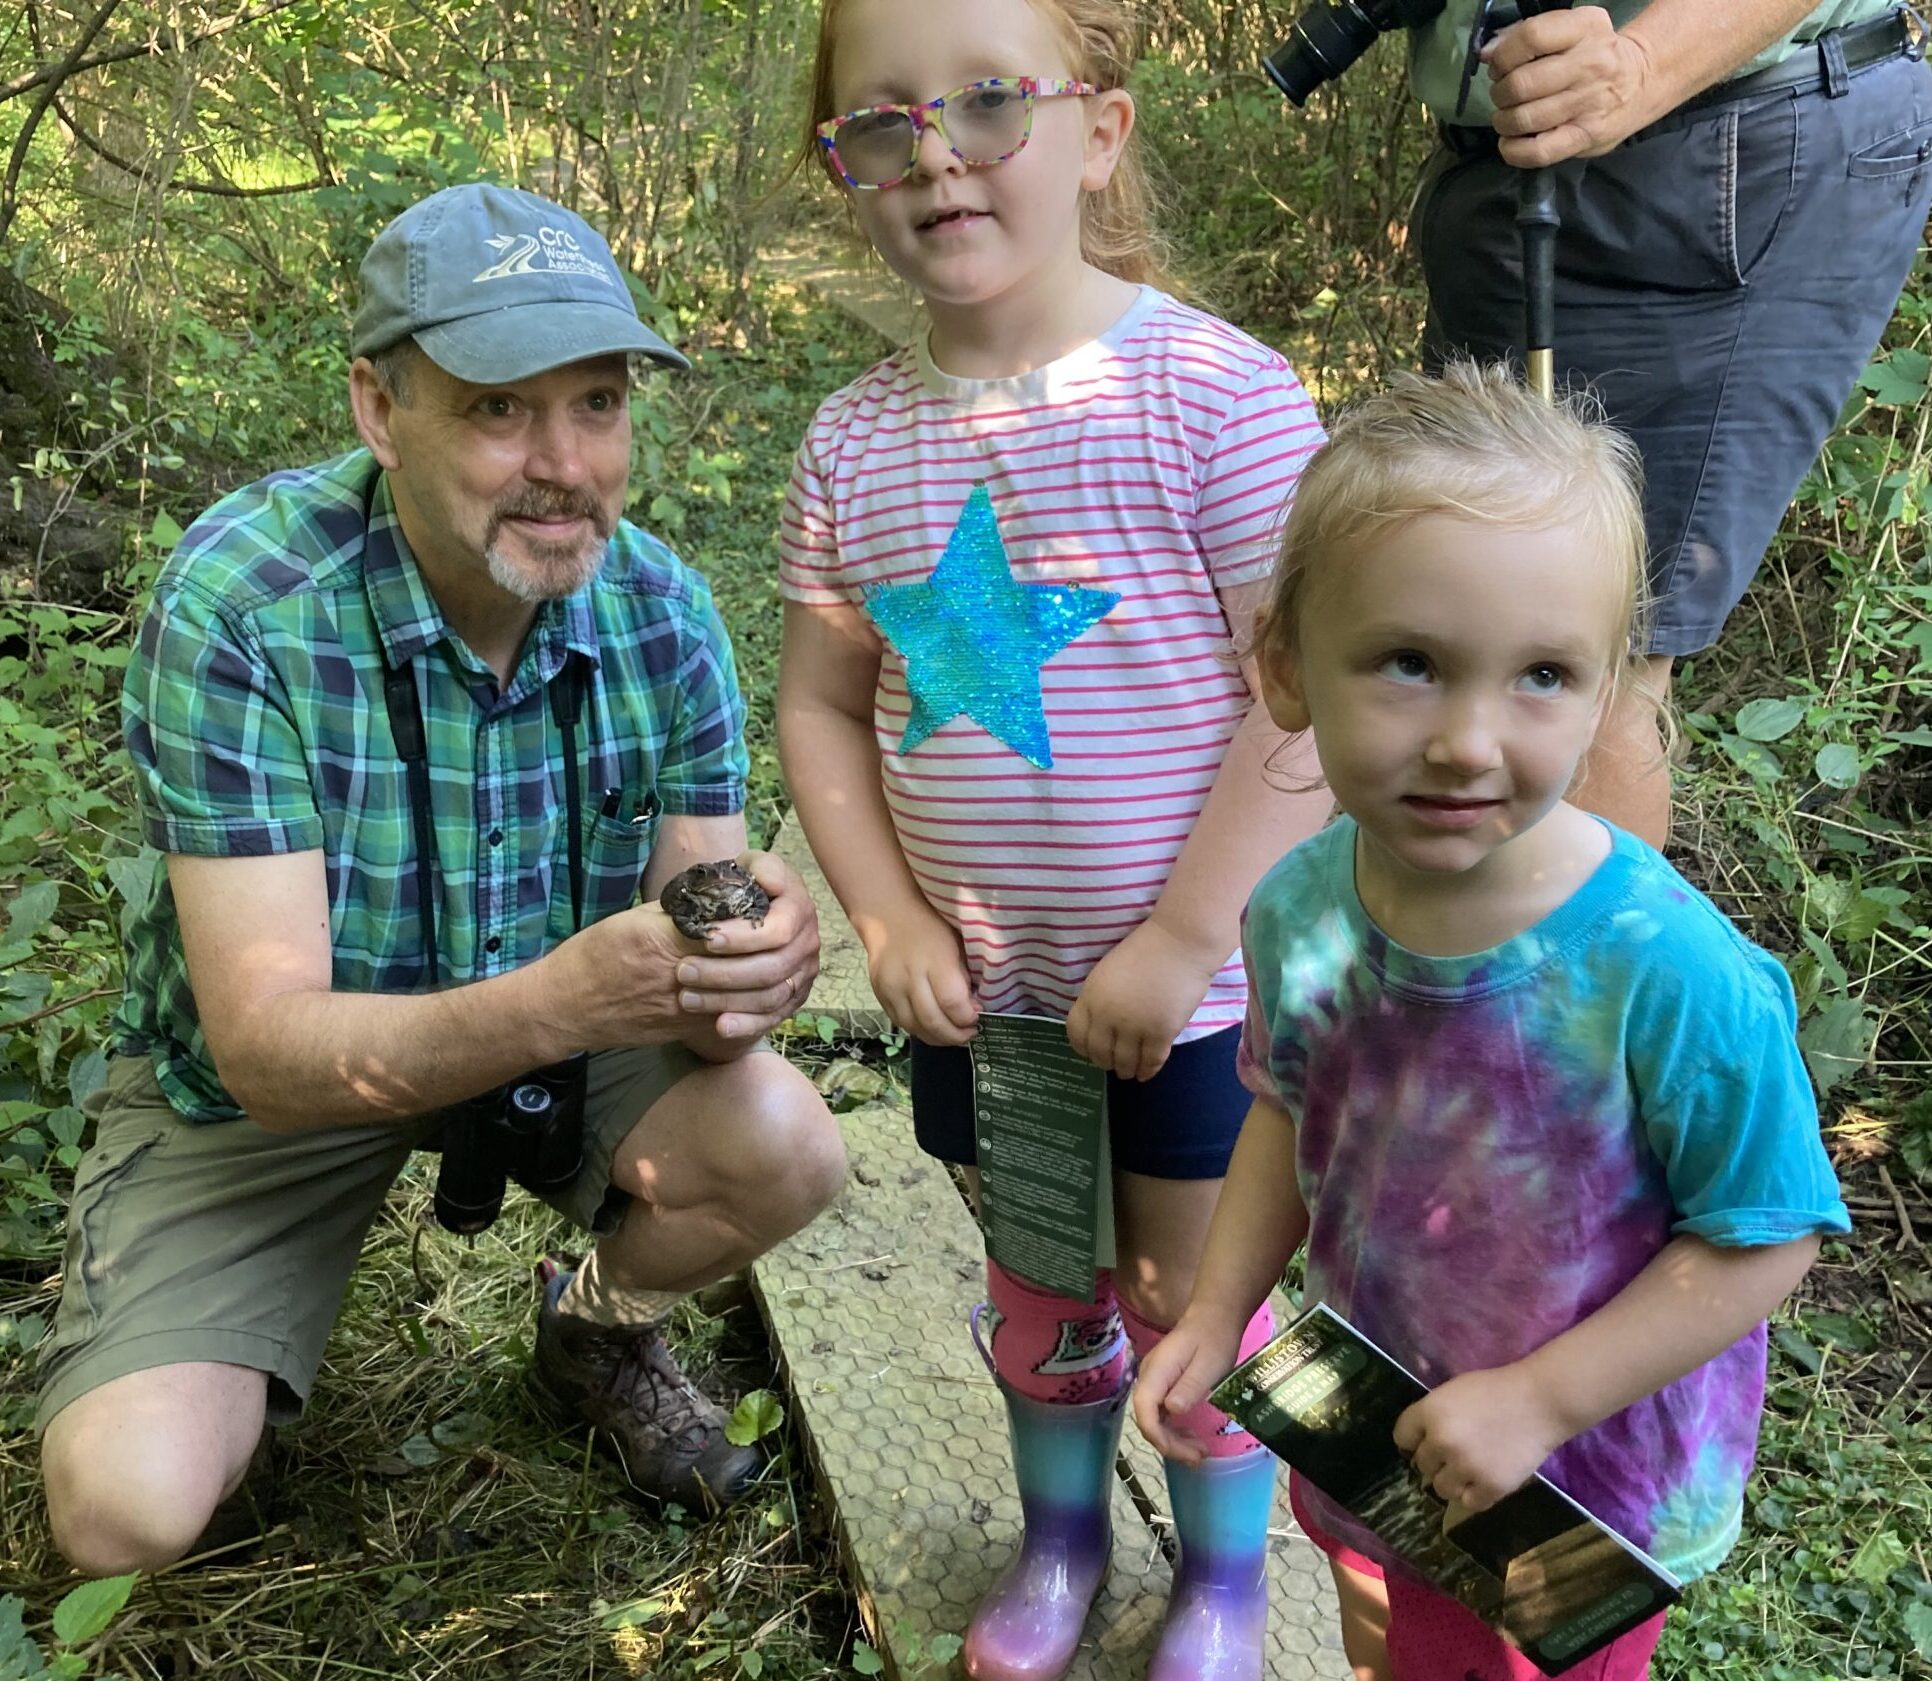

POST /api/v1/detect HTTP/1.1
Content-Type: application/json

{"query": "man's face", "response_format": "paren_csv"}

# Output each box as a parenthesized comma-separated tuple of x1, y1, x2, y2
(371, 351, 632, 603)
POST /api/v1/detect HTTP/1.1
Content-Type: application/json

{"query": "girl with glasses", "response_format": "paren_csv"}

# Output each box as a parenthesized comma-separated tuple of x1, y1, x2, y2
(778, 3, 1331, 1678)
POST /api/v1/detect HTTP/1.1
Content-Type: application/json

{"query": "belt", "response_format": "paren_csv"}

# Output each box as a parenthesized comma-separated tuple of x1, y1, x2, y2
(1438, 9, 1919, 156)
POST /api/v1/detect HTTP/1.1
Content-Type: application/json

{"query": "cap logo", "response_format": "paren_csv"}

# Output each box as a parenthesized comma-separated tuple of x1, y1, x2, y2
(471, 225, 614, 287)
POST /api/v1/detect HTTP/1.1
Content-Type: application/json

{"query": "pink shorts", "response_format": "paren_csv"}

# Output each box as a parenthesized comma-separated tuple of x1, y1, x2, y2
(1289, 1473, 1667, 1681)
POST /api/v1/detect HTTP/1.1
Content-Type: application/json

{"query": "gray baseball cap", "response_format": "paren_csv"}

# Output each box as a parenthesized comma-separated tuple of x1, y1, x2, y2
(352, 183, 689, 382)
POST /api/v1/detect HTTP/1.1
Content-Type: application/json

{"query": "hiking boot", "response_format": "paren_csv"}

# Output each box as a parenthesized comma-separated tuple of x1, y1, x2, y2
(532, 1265, 759, 1510)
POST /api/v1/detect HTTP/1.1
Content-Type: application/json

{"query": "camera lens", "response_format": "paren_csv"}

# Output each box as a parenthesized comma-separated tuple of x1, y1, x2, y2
(1263, 1, 1383, 104)
(1264, 0, 1447, 105)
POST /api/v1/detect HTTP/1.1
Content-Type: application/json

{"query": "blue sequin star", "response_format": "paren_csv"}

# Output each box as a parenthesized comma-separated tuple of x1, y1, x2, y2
(865, 484, 1121, 769)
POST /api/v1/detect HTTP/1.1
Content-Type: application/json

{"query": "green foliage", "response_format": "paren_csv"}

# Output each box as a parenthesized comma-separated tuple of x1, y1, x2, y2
(1657, 1338, 1932, 1679)
(725, 1387, 785, 1446)
(0, 1578, 135, 1681)
(0, 588, 150, 1326)
(1672, 322, 1932, 1120)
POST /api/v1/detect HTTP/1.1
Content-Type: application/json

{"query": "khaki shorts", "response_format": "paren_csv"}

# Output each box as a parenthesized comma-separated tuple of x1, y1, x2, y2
(34, 1044, 704, 1433)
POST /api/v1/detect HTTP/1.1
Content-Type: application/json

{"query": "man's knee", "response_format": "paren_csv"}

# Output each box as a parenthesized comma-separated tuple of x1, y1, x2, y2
(720, 1056, 846, 1224)
(40, 1362, 267, 1575)
(618, 1053, 846, 1226)
(45, 1434, 224, 1574)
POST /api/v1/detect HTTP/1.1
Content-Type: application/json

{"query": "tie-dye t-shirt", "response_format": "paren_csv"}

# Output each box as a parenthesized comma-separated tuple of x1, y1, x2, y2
(1237, 818, 1850, 1583)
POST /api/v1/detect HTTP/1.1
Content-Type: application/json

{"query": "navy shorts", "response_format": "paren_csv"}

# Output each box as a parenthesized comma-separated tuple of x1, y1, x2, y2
(1414, 26, 1932, 656)
(909, 1024, 1251, 1181)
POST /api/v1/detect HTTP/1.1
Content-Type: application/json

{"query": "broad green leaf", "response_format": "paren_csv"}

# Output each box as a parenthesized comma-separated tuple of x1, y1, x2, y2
(691, 1648, 730, 1672)
(1733, 697, 1806, 742)
(1856, 347, 1931, 407)
(1905, 622, 1932, 673)
(1772, 1325, 1822, 1374)
(1801, 1311, 1876, 1351)
(1719, 734, 1784, 783)
(5, 880, 59, 946)
(927, 1633, 964, 1664)
(852, 1642, 884, 1676)
(103, 853, 158, 910)
(1798, 998, 1873, 1095)
(1797, 926, 1849, 992)
(725, 1389, 784, 1447)
(430, 1411, 487, 1450)
(1813, 743, 1860, 789)
(600, 1598, 666, 1630)
(397, 1433, 442, 1467)
(1848, 1526, 1909, 1587)
(0, 974, 53, 1020)
(0, 1593, 47, 1678)
(68, 1048, 108, 1109)
(145, 512, 185, 552)
(740, 1649, 766, 1679)
(51, 1573, 136, 1645)
(1903, 1598, 1932, 1660)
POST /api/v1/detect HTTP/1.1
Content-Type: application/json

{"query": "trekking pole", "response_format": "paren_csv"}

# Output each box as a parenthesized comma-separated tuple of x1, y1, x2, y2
(1512, 0, 1573, 401)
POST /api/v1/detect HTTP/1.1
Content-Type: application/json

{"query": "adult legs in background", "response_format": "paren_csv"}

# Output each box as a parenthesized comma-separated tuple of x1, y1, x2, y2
(1415, 49, 1932, 855)
(1576, 655, 1674, 849)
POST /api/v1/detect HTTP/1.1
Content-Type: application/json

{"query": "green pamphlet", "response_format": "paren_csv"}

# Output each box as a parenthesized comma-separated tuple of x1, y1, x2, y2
(969, 1012, 1115, 1303)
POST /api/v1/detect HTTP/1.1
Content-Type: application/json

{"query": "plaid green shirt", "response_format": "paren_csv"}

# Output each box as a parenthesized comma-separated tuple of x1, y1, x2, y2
(114, 449, 749, 1122)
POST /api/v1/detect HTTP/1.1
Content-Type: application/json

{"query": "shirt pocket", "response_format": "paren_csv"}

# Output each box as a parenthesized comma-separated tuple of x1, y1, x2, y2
(551, 788, 660, 938)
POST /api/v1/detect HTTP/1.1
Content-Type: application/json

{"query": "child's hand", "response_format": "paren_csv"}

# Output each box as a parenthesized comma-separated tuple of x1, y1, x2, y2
(863, 904, 980, 1046)
(1392, 1364, 1571, 1518)
(1133, 1310, 1246, 1464)
(1068, 921, 1225, 1081)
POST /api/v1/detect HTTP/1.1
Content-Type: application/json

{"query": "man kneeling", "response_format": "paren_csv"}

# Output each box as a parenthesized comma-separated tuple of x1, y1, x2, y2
(37, 184, 846, 1574)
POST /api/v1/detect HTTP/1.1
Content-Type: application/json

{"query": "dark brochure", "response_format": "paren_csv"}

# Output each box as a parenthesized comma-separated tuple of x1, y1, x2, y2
(969, 1012, 1114, 1303)
(1211, 1303, 1681, 1676)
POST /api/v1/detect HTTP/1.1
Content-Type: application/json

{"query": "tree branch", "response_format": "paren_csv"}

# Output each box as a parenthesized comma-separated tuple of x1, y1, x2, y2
(52, 91, 327, 198)
(0, 0, 308, 104)
(0, 0, 124, 245)
(3, 986, 117, 1032)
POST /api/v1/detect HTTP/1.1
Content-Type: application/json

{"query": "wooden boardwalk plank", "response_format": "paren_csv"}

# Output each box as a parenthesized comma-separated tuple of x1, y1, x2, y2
(751, 1101, 1351, 1679)
(773, 807, 893, 1041)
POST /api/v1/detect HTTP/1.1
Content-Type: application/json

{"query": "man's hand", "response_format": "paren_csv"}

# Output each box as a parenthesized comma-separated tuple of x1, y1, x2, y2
(1133, 1308, 1247, 1464)
(659, 851, 821, 1045)
(545, 851, 818, 1055)
(1067, 920, 1223, 1082)
(1392, 1363, 1571, 1519)
(1485, 8, 1663, 166)
(863, 903, 979, 1046)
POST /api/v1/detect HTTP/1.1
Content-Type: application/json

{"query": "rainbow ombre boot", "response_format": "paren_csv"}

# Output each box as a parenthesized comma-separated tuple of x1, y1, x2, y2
(1144, 1447, 1275, 1681)
(963, 1315, 1130, 1681)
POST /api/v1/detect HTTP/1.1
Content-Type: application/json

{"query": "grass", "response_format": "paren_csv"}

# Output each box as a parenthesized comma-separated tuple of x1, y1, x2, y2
(3, 1157, 862, 1680)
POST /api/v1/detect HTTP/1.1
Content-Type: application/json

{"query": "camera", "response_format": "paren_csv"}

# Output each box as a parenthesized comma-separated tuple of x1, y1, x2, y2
(1263, 0, 1446, 106)
(433, 1052, 589, 1235)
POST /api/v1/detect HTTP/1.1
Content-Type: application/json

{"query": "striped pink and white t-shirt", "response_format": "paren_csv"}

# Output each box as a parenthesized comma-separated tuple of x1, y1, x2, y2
(779, 287, 1323, 1038)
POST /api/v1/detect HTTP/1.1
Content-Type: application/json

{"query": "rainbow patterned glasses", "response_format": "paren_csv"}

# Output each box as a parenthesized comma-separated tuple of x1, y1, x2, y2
(816, 77, 1098, 191)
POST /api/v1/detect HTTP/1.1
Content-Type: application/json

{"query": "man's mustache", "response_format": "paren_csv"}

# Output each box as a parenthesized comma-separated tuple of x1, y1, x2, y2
(487, 492, 612, 542)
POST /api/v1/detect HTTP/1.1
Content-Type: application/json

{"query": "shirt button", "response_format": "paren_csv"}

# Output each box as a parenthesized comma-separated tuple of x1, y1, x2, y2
(484, 936, 502, 954)
(487, 829, 503, 846)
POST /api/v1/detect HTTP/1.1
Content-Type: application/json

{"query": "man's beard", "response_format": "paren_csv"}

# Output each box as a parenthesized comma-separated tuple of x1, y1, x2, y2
(483, 490, 614, 602)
